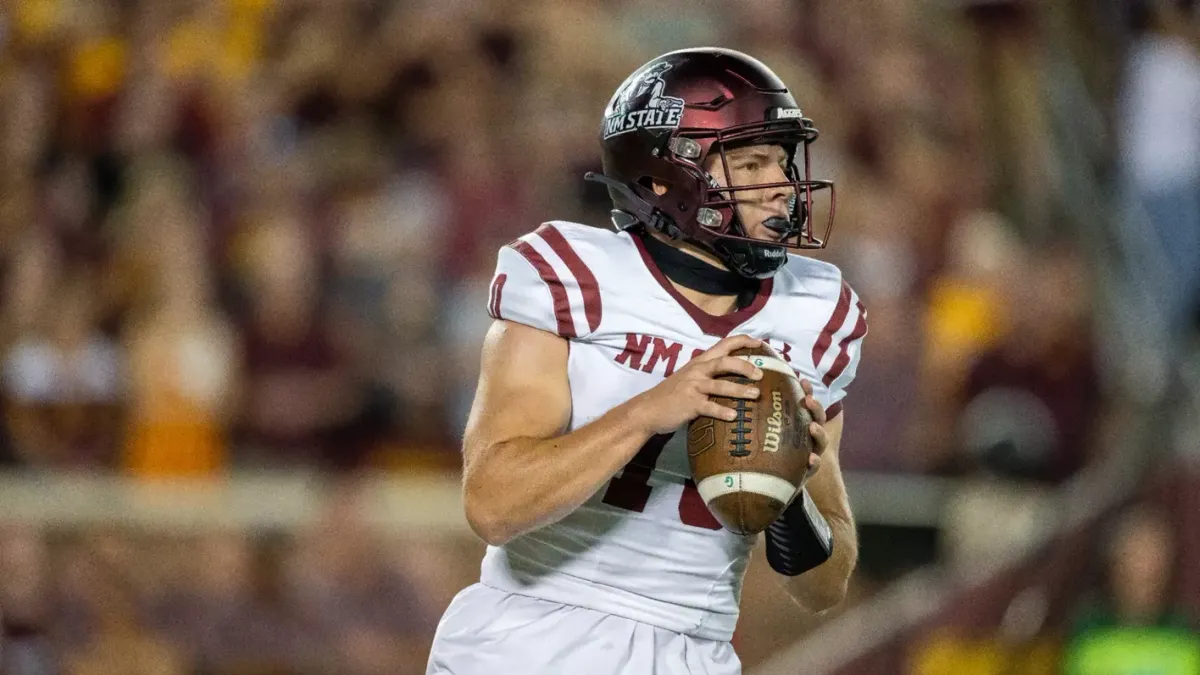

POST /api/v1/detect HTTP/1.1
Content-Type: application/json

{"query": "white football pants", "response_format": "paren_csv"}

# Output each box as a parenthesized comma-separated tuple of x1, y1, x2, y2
(426, 583, 742, 675)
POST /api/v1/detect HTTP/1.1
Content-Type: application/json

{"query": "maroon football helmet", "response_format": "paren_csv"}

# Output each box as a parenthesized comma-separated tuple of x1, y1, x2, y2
(585, 48, 835, 279)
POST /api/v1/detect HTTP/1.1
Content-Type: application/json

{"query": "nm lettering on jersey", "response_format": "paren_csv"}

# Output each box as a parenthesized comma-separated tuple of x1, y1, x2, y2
(481, 221, 867, 641)
(612, 333, 803, 381)
(614, 333, 695, 377)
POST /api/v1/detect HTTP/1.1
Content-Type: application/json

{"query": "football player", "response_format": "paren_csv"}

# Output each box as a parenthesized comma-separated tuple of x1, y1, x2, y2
(427, 48, 867, 675)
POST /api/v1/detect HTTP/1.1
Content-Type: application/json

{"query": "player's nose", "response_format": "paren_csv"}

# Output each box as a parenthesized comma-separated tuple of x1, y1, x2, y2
(764, 185, 794, 219)
(763, 167, 793, 206)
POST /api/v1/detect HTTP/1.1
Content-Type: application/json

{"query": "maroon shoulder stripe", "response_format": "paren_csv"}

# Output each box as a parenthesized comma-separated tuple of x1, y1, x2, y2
(509, 241, 576, 337)
(488, 273, 507, 319)
(536, 223, 603, 333)
(822, 301, 867, 386)
(812, 281, 852, 367)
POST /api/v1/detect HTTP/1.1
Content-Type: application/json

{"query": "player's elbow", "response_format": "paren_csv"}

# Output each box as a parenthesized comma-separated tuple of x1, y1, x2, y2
(465, 501, 514, 546)
(805, 581, 849, 613)
(787, 577, 848, 614)
(463, 486, 517, 546)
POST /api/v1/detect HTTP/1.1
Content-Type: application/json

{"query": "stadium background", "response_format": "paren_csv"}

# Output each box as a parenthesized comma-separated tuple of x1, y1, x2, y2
(0, 0, 1197, 673)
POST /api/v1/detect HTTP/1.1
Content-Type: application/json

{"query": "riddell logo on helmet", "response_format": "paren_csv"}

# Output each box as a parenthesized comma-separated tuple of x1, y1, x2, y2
(603, 62, 685, 139)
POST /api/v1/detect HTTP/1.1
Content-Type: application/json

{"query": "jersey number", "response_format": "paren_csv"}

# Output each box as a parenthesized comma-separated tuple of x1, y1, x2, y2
(600, 433, 722, 530)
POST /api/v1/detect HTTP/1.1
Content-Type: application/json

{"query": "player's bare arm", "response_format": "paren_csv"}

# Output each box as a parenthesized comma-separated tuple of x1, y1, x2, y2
(462, 321, 765, 546)
(775, 379, 857, 613)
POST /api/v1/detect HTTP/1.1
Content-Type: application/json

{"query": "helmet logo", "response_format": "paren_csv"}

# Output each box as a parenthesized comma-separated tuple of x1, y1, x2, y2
(603, 62, 685, 139)
(770, 107, 805, 120)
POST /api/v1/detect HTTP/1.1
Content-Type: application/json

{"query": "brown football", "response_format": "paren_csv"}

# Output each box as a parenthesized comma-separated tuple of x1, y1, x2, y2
(687, 343, 814, 535)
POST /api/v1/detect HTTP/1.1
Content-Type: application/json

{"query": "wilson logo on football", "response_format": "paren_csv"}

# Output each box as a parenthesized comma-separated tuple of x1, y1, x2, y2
(764, 390, 785, 453)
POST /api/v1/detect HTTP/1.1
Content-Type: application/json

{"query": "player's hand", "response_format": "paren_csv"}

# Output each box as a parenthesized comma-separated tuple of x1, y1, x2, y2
(630, 334, 764, 435)
(799, 378, 828, 481)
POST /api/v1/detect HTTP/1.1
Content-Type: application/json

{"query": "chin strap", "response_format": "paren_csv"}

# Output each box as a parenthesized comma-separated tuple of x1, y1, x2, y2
(584, 171, 787, 279)
(584, 172, 682, 238)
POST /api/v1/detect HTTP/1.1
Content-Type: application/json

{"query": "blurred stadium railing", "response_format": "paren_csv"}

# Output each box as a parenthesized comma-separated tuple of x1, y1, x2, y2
(0, 470, 468, 535)
(0, 469, 960, 536)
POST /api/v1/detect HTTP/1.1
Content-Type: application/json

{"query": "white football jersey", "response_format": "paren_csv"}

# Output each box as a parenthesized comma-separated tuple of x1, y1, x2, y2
(476, 221, 867, 642)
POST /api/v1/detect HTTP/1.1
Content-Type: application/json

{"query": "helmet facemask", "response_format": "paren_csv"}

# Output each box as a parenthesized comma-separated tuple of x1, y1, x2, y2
(663, 116, 835, 278)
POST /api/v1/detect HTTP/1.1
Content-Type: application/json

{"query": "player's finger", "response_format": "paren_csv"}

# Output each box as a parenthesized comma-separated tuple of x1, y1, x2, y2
(799, 378, 815, 398)
(707, 355, 761, 381)
(700, 401, 739, 422)
(804, 395, 827, 425)
(696, 334, 762, 361)
(701, 379, 760, 401)
(809, 422, 828, 454)
(805, 453, 822, 480)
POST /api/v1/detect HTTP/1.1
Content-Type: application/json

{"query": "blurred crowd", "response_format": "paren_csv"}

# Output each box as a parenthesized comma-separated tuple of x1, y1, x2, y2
(0, 0, 1114, 484)
(0, 0, 1195, 673)
(1119, 0, 1200, 355)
